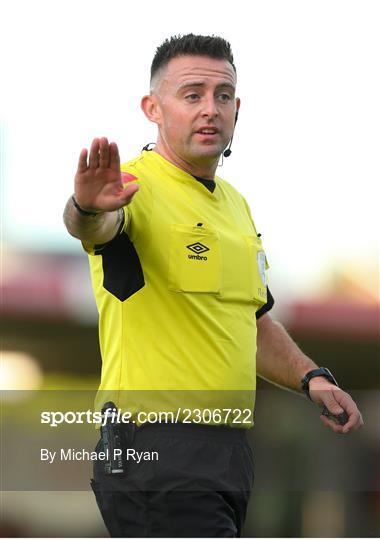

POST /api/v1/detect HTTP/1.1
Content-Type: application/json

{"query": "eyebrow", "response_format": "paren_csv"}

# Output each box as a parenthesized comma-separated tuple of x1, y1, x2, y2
(176, 81, 236, 93)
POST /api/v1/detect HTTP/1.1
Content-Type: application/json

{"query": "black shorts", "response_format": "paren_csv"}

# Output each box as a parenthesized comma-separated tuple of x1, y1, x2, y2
(91, 421, 254, 537)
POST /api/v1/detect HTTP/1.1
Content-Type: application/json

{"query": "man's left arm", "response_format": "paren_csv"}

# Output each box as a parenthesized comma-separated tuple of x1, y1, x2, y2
(256, 313, 364, 434)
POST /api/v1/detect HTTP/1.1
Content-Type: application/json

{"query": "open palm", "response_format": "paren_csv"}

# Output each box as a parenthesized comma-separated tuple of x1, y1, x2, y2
(74, 137, 139, 212)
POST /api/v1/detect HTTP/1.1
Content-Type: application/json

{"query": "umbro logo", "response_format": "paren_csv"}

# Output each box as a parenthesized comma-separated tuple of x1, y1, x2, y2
(186, 242, 209, 261)
(186, 242, 209, 254)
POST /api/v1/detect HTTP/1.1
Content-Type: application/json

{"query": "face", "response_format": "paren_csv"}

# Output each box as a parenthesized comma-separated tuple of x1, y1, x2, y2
(142, 55, 240, 175)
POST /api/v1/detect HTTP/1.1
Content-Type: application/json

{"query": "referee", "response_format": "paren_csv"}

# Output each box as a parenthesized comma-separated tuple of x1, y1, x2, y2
(63, 34, 363, 537)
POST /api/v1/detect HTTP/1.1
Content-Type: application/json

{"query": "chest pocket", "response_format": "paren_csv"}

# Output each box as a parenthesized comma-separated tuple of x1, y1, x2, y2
(246, 235, 268, 305)
(219, 232, 268, 304)
(168, 224, 220, 293)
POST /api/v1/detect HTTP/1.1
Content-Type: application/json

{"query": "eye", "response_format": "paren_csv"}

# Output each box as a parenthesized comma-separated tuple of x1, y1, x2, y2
(185, 93, 200, 102)
(218, 93, 232, 103)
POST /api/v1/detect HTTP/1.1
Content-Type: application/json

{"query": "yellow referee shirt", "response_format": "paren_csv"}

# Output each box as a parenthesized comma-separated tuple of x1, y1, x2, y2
(84, 150, 270, 425)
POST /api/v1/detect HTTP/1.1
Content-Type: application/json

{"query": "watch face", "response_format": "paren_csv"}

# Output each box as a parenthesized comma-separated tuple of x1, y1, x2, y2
(321, 368, 338, 386)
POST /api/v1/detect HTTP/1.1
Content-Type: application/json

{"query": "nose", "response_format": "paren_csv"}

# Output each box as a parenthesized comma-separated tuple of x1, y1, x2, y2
(201, 95, 218, 119)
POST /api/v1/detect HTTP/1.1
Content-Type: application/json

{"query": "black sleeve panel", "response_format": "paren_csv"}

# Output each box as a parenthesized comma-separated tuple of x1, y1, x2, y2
(255, 287, 275, 319)
(95, 231, 145, 302)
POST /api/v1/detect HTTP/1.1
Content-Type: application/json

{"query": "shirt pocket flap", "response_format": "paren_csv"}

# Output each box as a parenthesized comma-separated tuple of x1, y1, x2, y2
(168, 224, 221, 293)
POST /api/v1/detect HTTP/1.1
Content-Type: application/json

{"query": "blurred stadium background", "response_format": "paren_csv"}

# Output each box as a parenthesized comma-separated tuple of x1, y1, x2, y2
(1, 0, 379, 537)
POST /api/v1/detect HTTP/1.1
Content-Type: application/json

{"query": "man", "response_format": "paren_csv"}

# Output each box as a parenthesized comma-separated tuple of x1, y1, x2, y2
(63, 34, 363, 537)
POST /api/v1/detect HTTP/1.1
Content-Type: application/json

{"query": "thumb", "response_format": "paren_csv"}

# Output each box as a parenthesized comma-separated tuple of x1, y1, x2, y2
(322, 389, 345, 415)
(119, 182, 139, 205)
(120, 172, 139, 205)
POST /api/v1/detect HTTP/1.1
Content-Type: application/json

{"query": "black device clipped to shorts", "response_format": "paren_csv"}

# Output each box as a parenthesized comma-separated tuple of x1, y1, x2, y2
(100, 402, 124, 474)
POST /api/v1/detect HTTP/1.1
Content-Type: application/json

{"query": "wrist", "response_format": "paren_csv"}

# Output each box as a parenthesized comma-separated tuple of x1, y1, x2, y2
(72, 195, 103, 217)
(308, 375, 335, 386)
(301, 367, 339, 401)
(308, 377, 338, 395)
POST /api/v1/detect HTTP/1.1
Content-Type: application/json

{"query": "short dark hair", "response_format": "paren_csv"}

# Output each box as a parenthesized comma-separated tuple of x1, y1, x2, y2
(150, 34, 236, 82)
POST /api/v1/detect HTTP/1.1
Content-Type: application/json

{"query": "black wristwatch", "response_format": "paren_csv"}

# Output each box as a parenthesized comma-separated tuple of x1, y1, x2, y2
(301, 367, 339, 401)
(72, 195, 100, 217)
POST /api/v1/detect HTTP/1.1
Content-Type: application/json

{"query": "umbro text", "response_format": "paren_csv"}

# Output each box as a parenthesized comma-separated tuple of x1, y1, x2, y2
(188, 254, 208, 261)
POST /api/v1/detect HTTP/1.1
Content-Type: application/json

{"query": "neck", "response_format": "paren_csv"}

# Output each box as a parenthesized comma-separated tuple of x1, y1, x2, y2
(153, 140, 218, 180)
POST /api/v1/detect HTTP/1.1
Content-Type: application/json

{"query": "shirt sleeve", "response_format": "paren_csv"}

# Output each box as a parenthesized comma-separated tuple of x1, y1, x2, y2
(255, 286, 275, 319)
(81, 207, 129, 256)
(92, 210, 127, 254)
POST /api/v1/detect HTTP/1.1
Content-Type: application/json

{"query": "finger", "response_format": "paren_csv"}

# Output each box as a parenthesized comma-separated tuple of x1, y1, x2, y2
(89, 138, 100, 169)
(321, 406, 348, 426)
(99, 137, 110, 168)
(342, 411, 364, 434)
(320, 414, 345, 434)
(77, 148, 88, 173)
(117, 183, 139, 205)
(110, 142, 120, 171)
(320, 388, 348, 416)
(124, 183, 140, 200)
(331, 389, 363, 432)
(321, 400, 345, 419)
(321, 405, 363, 434)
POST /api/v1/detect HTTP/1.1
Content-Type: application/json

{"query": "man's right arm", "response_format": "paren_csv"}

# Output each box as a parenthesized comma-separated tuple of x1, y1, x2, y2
(63, 137, 139, 245)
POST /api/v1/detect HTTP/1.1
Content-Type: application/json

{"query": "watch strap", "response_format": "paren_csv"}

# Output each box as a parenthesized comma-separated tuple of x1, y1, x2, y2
(72, 195, 100, 217)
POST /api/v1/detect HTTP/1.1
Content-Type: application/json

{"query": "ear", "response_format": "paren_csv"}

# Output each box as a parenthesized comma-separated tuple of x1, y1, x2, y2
(235, 97, 241, 114)
(141, 94, 161, 125)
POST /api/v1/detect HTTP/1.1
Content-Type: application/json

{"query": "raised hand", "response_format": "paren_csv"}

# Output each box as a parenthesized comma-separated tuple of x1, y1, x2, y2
(74, 137, 139, 213)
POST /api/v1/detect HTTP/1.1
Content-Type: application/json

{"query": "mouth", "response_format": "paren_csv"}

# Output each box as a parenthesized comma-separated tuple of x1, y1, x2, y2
(194, 127, 220, 142)
(195, 127, 220, 136)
